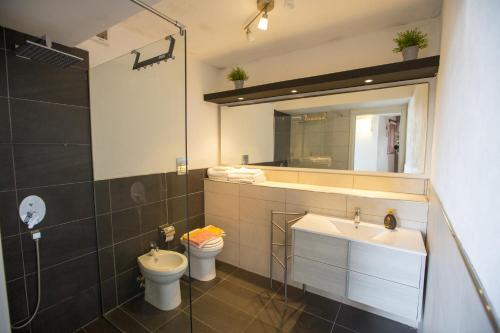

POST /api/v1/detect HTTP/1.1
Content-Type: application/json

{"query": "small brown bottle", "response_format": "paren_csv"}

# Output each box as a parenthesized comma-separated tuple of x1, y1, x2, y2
(384, 209, 397, 230)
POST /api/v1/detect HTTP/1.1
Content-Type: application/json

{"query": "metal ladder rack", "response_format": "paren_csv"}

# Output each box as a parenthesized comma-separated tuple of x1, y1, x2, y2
(270, 210, 307, 304)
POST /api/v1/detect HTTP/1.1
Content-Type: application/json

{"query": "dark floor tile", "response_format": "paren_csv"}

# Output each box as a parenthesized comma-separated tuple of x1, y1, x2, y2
(114, 236, 142, 274)
(257, 298, 333, 333)
(0, 97, 10, 142)
(157, 312, 216, 333)
(106, 308, 149, 333)
(179, 279, 203, 307)
(97, 214, 113, 249)
(191, 294, 254, 333)
(0, 52, 6, 97)
(336, 304, 416, 333)
(331, 325, 358, 333)
(6, 52, 89, 107)
(188, 168, 206, 194)
(10, 98, 91, 143)
(121, 295, 181, 331)
(111, 208, 141, 243)
(25, 252, 99, 311)
(0, 190, 19, 237)
(185, 275, 223, 294)
(226, 268, 281, 295)
(116, 267, 142, 304)
(94, 179, 110, 215)
(244, 319, 283, 333)
(2, 235, 24, 281)
(273, 287, 341, 322)
(101, 277, 118, 314)
(30, 285, 100, 333)
(6, 278, 29, 323)
(22, 217, 97, 274)
(99, 247, 115, 281)
(140, 201, 163, 234)
(215, 260, 238, 279)
(188, 192, 204, 218)
(14, 143, 92, 188)
(208, 279, 272, 316)
(110, 174, 162, 211)
(0, 144, 15, 191)
(17, 181, 94, 228)
(168, 196, 187, 223)
(165, 172, 186, 198)
(84, 317, 121, 333)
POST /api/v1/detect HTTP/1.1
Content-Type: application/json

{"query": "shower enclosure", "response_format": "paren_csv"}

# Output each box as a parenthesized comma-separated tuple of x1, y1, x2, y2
(89, 26, 200, 331)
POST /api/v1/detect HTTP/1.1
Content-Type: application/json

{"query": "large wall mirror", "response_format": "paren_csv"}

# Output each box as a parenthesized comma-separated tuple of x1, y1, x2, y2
(221, 83, 430, 174)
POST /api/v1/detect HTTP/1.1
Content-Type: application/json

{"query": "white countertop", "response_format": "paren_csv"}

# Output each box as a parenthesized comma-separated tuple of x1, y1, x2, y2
(292, 213, 427, 256)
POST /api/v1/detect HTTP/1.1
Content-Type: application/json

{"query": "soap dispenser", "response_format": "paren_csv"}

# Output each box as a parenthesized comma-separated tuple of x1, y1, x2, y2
(384, 209, 397, 230)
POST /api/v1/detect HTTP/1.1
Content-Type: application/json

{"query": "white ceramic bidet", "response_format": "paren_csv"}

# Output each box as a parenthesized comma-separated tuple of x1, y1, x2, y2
(137, 250, 188, 311)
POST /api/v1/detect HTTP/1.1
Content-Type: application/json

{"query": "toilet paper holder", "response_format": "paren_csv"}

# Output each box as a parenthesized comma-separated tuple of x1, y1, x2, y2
(159, 224, 175, 242)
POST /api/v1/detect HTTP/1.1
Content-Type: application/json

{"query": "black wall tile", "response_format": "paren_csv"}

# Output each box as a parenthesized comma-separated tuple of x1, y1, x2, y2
(140, 201, 163, 234)
(188, 168, 206, 194)
(111, 208, 140, 243)
(0, 52, 6, 97)
(188, 192, 204, 218)
(10, 98, 90, 143)
(96, 214, 112, 249)
(140, 230, 161, 253)
(26, 252, 99, 311)
(17, 181, 94, 229)
(6, 278, 28, 323)
(0, 190, 19, 237)
(167, 196, 187, 223)
(116, 267, 142, 304)
(22, 217, 97, 274)
(165, 172, 186, 198)
(94, 180, 110, 215)
(6, 52, 89, 107)
(101, 277, 117, 314)
(0, 27, 4, 49)
(2, 236, 24, 281)
(114, 237, 142, 274)
(30, 285, 100, 333)
(109, 174, 162, 211)
(0, 97, 10, 142)
(0, 144, 15, 191)
(14, 143, 92, 188)
(98, 247, 115, 281)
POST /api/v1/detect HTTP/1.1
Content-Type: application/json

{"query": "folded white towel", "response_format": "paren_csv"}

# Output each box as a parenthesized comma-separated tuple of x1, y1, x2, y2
(212, 166, 235, 172)
(231, 167, 263, 176)
(207, 167, 235, 177)
(228, 174, 266, 184)
(208, 175, 228, 181)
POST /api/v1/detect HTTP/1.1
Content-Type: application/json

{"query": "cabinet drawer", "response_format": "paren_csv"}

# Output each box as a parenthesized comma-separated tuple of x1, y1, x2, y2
(349, 242, 422, 288)
(347, 271, 419, 320)
(292, 256, 346, 297)
(293, 230, 348, 268)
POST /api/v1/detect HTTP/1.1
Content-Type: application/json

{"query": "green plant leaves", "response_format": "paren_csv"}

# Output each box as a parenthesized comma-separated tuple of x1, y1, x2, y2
(393, 28, 428, 53)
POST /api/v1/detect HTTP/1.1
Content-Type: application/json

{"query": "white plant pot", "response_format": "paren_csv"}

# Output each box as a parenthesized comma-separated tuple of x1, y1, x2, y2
(233, 80, 244, 89)
(402, 46, 419, 61)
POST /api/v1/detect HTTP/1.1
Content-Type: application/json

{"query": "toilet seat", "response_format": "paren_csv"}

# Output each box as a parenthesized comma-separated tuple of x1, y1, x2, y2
(181, 237, 224, 252)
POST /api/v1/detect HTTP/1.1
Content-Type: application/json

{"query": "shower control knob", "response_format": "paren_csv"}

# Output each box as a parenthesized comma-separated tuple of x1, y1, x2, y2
(19, 195, 46, 229)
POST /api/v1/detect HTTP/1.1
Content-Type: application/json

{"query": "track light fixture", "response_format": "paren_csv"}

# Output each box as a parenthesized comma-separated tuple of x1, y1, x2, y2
(244, 0, 274, 41)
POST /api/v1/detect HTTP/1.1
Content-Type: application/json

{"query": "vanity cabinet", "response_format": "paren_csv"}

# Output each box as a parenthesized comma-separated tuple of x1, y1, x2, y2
(291, 215, 426, 327)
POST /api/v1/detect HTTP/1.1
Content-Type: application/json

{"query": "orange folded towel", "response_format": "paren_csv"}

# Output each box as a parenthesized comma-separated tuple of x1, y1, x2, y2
(203, 225, 226, 237)
(188, 231, 217, 248)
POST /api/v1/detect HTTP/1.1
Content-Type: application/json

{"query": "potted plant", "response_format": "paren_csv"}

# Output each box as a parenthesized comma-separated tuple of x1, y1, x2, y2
(227, 67, 249, 89)
(393, 28, 428, 61)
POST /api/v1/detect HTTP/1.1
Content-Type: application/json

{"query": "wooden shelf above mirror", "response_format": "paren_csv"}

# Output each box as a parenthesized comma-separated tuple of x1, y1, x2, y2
(204, 56, 439, 105)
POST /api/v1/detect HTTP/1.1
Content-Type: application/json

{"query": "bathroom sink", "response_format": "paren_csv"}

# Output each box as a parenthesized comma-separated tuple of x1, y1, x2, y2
(292, 213, 426, 255)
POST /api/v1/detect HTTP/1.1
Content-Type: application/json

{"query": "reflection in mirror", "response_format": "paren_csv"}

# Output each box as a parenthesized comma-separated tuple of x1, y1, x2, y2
(221, 83, 429, 174)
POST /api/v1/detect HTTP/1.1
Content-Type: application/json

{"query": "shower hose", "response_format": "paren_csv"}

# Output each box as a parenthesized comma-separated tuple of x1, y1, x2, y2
(11, 238, 41, 330)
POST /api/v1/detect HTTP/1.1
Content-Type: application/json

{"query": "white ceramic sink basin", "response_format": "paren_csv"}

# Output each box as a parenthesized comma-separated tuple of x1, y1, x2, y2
(292, 213, 426, 256)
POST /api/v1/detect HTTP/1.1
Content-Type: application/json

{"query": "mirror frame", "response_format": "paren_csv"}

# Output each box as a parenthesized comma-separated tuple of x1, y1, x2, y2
(218, 77, 436, 179)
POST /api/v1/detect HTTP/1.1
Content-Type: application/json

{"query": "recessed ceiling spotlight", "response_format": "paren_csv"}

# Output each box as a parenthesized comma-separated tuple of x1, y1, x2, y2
(291, 89, 298, 93)
(238, 97, 245, 100)
(364, 79, 374, 83)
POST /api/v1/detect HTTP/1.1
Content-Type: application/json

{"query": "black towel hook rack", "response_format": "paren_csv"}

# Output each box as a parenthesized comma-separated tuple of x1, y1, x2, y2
(131, 35, 176, 70)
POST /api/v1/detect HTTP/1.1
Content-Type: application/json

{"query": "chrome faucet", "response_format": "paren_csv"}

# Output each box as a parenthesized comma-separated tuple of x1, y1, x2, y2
(149, 241, 159, 256)
(354, 208, 361, 228)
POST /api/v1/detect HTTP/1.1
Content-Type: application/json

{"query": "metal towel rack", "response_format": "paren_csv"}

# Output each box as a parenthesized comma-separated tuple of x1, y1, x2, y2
(270, 210, 307, 304)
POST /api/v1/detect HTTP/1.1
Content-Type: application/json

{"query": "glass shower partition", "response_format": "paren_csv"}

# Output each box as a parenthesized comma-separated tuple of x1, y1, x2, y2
(89, 32, 194, 332)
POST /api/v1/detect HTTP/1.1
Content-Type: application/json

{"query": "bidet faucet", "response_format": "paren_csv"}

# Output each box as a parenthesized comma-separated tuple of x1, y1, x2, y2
(149, 241, 159, 256)
(354, 208, 361, 228)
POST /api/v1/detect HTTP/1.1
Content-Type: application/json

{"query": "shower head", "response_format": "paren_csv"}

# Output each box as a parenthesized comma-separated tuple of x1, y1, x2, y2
(15, 38, 84, 68)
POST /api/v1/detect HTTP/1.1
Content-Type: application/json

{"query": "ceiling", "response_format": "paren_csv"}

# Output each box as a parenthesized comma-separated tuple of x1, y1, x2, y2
(1, 0, 442, 68)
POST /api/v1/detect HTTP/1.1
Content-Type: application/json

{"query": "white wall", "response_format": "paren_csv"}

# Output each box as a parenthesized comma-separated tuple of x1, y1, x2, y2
(428, 0, 500, 324)
(404, 85, 429, 173)
(0, 238, 11, 333)
(90, 37, 219, 180)
(215, 18, 441, 90)
(354, 115, 379, 171)
(220, 103, 275, 165)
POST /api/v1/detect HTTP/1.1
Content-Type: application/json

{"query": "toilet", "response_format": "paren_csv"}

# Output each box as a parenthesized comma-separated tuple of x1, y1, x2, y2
(137, 250, 188, 311)
(181, 236, 224, 281)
